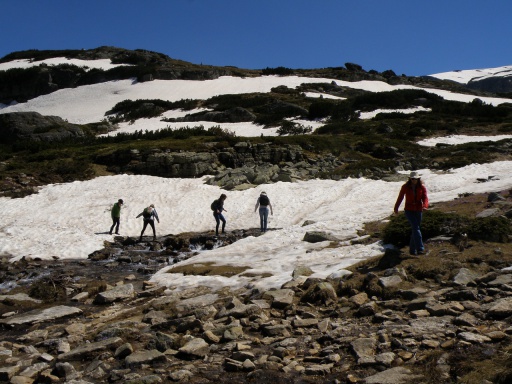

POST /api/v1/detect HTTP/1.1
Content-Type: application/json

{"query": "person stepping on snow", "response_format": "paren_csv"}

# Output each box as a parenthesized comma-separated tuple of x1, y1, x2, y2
(254, 191, 273, 232)
(109, 199, 124, 235)
(211, 194, 227, 236)
(136, 204, 160, 240)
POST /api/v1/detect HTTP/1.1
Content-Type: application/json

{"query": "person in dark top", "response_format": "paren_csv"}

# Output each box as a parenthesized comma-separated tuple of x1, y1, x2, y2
(109, 199, 124, 235)
(254, 191, 273, 232)
(394, 171, 429, 255)
(136, 204, 160, 241)
(212, 194, 227, 236)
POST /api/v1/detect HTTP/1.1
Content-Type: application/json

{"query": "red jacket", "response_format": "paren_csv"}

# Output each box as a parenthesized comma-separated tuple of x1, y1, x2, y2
(394, 182, 429, 212)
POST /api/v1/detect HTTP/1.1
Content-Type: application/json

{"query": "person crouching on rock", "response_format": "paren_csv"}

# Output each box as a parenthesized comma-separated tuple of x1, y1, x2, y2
(137, 204, 160, 241)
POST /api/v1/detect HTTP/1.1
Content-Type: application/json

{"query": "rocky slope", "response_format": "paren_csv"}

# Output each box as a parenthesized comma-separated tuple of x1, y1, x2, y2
(0, 191, 511, 384)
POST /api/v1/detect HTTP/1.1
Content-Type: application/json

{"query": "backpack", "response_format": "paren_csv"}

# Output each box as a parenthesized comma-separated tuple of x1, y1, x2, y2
(210, 200, 217, 211)
(143, 207, 152, 219)
(259, 194, 270, 206)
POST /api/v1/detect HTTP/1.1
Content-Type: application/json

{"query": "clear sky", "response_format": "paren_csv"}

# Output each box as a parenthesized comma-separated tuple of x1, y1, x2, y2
(1, 1, 511, 77)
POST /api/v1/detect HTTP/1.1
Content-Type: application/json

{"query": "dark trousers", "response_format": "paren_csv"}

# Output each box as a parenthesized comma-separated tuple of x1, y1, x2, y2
(110, 217, 120, 234)
(140, 219, 156, 238)
(213, 212, 226, 235)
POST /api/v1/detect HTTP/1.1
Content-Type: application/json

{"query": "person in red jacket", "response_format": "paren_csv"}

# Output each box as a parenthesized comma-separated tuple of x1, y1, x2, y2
(394, 171, 429, 255)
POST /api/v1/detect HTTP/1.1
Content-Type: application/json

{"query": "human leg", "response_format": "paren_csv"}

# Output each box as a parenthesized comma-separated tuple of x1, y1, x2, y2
(213, 213, 220, 235)
(219, 213, 226, 233)
(148, 220, 156, 238)
(259, 207, 269, 232)
(140, 220, 149, 239)
(110, 217, 119, 234)
(405, 210, 424, 254)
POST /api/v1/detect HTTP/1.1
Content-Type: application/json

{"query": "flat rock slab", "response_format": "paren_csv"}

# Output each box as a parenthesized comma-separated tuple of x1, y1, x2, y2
(0, 305, 82, 327)
(0, 293, 42, 305)
(58, 337, 124, 361)
(365, 366, 423, 384)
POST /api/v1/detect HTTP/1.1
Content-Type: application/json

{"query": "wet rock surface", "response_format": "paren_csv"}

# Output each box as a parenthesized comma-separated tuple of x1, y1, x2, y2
(1, 209, 512, 383)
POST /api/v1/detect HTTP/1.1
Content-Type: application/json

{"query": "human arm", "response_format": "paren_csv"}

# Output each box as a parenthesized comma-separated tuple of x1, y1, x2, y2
(393, 186, 406, 214)
(254, 198, 259, 212)
(269, 202, 273, 215)
(153, 210, 160, 223)
(421, 184, 429, 210)
(136, 212, 142, 218)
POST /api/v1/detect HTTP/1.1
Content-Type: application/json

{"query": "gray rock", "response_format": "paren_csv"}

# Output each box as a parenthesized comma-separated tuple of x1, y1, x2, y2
(458, 332, 492, 343)
(0, 366, 21, 381)
(365, 367, 423, 383)
(292, 265, 314, 278)
(262, 289, 295, 308)
(0, 305, 82, 327)
(178, 338, 210, 359)
(114, 343, 134, 359)
(54, 362, 79, 380)
(93, 283, 135, 304)
(488, 297, 512, 318)
(125, 350, 167, 368)
(58, 337, 123, 361)
(453, 268, 479, 285)
(476, 208, 501, 218)
(304, 364, 333, 375)
(379, 275, 403, 288)
(0, 293, 42, 305)
(351, 338, 377, 360)
(303, 231, 339, 243)
(301, 282, 337, 305)
(169, 369, 193, 381)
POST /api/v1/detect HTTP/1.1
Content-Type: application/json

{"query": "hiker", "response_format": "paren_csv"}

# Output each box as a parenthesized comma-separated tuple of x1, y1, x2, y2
(109, 199, 124, 235)
(254, 191, 273, 232)
(136, 204, 160, 240)
(394, 171, 429, 255)
(211, 193, 227, 236)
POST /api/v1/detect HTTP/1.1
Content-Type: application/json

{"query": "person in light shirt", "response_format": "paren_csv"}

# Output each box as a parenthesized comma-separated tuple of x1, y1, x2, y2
(136, 204, 160, 241)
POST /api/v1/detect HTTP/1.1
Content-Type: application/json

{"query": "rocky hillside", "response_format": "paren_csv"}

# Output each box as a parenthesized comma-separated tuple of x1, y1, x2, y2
(0, 190, 511, 383)
(1, 48, 512, 198)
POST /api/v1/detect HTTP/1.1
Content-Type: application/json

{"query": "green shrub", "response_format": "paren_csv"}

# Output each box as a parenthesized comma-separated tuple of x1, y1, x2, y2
(464, 216, 511, 243)
(308, 100, 336, 119)
(382, 210, 465, 247)
(261, 66, 294, 76)
(277, 121, 312, 136)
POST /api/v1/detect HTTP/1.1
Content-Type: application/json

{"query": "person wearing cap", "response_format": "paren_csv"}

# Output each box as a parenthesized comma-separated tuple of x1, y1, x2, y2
(394, 171, 429, 255)
(109, 199, 124, 235)
(136, 204, 160, 241)
(254, 191, 273, 232)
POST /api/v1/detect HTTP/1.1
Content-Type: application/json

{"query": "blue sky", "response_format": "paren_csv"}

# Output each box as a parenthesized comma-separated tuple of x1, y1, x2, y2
(1, 0, 511, 76)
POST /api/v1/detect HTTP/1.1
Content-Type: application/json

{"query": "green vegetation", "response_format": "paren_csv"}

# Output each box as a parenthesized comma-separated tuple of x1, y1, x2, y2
(382, 210, 512, 247)
(2, 47, 512, 199)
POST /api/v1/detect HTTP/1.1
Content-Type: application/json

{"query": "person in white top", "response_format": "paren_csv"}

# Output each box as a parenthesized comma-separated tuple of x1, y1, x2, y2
(136, 204, 160, 241)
